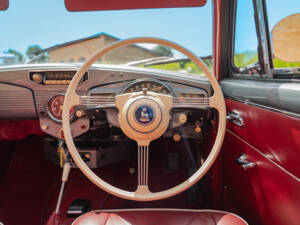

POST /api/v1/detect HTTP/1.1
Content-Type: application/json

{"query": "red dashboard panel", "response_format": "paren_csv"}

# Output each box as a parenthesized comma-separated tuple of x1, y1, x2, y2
(0, 120, 44, 141)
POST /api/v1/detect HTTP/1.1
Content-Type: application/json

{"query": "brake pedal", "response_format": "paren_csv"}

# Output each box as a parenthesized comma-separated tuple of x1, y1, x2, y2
(67, 199, 90, 217)
(164, 153, 179, 172)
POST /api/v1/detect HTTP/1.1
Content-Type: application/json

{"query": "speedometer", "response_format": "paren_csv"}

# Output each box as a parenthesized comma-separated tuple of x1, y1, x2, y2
(122, 79, 172, 95)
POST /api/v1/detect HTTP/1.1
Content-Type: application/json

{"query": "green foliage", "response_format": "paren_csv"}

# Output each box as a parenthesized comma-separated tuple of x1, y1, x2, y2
(26, 45, 48, 62)
(147, 59, 213, 76)
(183, 62, 203, 74)
(234, 51, 258, 67)
(26, 45, 42, 59)
(147, 62, 181, 71)
(152, 45, 174, 57)
(273, 58, 300, 68)
(6, 49, 24, 63)
(235, 51, 300, 69)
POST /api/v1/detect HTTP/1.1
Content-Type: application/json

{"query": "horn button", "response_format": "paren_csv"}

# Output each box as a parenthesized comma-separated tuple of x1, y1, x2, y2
(115, 91, 173, 145)
(128, 99, 161, 133)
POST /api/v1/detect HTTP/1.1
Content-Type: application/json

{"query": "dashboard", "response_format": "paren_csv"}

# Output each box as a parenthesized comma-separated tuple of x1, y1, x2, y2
(0, 63, 212, 139)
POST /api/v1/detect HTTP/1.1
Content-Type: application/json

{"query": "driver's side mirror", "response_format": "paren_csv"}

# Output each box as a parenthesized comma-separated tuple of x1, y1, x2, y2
(272, 13, 300, 62)
(0, 0, 8, 11)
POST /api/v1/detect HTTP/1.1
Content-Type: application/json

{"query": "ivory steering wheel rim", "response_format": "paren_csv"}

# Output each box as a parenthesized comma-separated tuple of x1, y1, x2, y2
(62, 37, 226, 201)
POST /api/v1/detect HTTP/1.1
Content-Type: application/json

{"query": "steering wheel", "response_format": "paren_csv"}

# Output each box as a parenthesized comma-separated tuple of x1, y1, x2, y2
(62, 37, 226, 201)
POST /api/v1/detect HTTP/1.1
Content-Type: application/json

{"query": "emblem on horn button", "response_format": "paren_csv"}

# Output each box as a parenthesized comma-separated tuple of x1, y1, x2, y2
(134, 105, 155, 125)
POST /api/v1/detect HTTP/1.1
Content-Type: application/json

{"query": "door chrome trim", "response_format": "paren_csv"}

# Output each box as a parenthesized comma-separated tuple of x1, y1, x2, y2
(226, 96, 300, 119)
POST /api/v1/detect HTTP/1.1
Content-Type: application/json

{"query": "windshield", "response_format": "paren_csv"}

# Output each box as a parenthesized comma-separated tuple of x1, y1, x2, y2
(0, 0, 212, 75)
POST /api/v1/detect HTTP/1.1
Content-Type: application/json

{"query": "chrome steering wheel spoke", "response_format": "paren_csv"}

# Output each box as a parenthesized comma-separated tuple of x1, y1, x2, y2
(138, 144, 149, 187)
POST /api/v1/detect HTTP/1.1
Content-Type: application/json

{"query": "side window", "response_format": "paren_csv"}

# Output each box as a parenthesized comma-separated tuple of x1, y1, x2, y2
(266, 0, 300, 68)
(234, 0, 259, 68)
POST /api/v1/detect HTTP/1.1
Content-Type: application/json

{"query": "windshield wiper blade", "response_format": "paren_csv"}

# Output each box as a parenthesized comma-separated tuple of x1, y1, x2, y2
(25, 51, 46, 64)
(142, 56, 212, 66)
(126, 56, 171, 66)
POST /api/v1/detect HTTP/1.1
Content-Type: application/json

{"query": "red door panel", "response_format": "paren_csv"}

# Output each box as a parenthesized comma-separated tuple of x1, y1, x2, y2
(222, 132, 262, 225)
(226, 99, 300, 178)
(222, 99, 300, 225)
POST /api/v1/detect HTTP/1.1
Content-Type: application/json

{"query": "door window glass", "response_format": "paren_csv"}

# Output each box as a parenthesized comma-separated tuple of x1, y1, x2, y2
(234, 0, 259, 68)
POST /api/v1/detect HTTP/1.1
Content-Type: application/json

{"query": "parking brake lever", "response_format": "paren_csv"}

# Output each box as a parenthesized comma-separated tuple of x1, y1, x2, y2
(46, 141, 72, 225)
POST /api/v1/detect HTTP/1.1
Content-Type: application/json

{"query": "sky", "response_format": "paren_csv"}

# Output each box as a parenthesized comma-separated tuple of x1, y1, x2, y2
(0, 0, 299, 59)
(0, 0, 212, 58)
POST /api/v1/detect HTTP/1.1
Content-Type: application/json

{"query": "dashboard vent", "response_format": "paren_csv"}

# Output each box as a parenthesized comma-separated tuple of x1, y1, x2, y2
(29, 71, 88, 85)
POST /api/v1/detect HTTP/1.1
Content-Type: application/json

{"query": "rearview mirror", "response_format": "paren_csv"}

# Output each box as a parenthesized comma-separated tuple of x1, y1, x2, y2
(0, 0, 8, 11)
(65, 0, 207, 12)
(272, 13, 300, 62)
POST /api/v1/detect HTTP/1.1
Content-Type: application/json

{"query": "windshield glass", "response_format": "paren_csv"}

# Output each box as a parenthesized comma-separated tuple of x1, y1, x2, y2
(0, 0, 212, 75)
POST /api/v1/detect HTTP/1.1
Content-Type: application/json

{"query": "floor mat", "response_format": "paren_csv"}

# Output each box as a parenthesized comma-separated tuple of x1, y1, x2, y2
(0, 136, 208, 225)
(0, 135, 60, 225)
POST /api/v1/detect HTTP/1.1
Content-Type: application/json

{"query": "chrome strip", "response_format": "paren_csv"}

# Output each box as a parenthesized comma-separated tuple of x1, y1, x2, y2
(226, 96, 300, 119)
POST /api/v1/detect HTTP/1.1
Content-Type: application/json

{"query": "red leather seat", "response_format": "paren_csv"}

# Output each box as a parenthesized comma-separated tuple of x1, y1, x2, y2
(72, 209, 248, 225)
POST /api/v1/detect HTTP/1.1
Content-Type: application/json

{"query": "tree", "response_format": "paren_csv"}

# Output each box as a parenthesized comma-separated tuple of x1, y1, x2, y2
(6, 49, 24, 63)
(234, 51, 258, 68)
(26, 45, 48, 62)
(152, 45, 174, 57)
(26, 45, 43, 59)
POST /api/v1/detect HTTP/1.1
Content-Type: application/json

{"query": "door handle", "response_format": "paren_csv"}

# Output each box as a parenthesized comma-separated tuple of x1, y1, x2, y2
(236, 153, 256, 170)
(227, 111, 244, 127)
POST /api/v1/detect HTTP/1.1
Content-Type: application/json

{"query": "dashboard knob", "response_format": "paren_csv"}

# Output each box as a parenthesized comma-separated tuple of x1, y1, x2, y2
(194, 124, 202, 133)
(32, 73, 43, 83)
(76, 111, 84, 118)
(41, 124, 48, 130)
(178, 113, 187, 124)
(173, 133, 181, 142)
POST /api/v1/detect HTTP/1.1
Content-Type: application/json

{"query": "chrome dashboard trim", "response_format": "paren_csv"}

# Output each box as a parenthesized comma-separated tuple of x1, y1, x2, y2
(120, 78, 175, 96)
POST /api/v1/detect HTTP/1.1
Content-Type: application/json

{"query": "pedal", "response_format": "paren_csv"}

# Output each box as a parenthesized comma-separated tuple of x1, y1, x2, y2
(164, 153, 179, 172)
(67, 199, 90, 217)
(186, 168, 199, 203)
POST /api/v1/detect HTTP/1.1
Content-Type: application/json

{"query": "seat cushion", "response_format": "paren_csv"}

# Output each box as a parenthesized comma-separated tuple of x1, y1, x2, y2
(72, 209, 248, 225)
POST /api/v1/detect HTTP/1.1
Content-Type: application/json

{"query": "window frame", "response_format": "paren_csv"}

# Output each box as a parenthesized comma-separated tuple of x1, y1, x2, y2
(229, 0, 274, 79)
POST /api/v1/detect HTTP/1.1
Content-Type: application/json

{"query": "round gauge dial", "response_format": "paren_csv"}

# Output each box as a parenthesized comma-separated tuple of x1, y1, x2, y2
(48, 95, 74, 121)
(123, 80, 172, 95)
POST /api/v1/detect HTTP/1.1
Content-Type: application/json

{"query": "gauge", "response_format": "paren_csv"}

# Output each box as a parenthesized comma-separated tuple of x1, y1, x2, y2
(122, 79, 172, 95)
(48, 95, 74, 122)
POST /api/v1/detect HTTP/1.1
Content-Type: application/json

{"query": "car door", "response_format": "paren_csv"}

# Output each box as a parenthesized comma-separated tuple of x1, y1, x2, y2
(218, 1, 300, 225)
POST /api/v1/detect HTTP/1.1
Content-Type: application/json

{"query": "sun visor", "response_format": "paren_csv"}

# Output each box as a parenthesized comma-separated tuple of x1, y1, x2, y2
(0, 0, 8, 11)
(65, 0, 207, 12)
